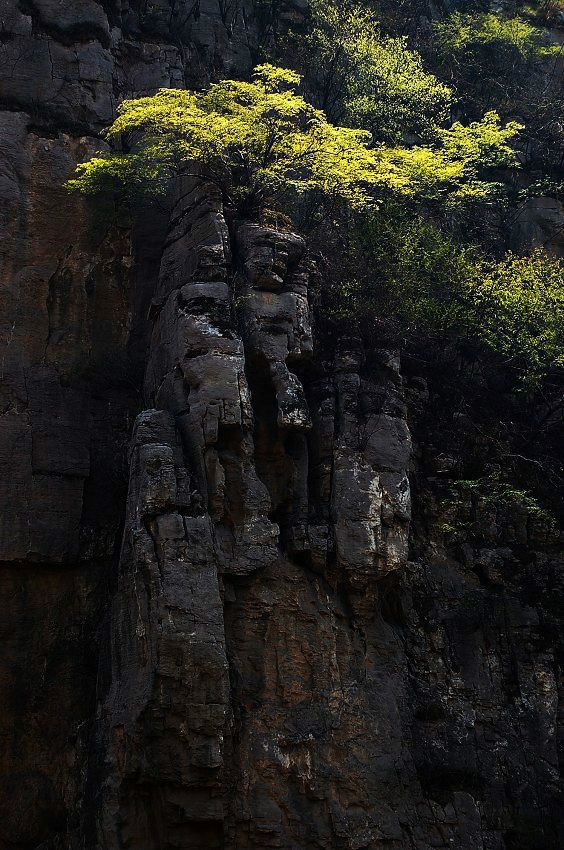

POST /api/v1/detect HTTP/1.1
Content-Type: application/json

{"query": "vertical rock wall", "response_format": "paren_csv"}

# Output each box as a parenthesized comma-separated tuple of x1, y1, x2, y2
(88, 175, 564, 850)
(92, 182, 412, 847)
(0, 2, 257, 845)
(0, 1, 563, 848)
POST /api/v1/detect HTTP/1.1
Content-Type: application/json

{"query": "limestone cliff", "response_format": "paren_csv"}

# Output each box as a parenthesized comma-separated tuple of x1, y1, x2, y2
(0, 2, 563, 849)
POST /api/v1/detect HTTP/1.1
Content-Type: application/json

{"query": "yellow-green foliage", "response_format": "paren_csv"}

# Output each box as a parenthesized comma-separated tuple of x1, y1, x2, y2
(69, 64, 520, 216)
(471, 250, 564, 383)
(69, 65, 382, 211)
(308, 0, 452, 142)
(435, 11, 554, 61)
(379, 112, 522, 206)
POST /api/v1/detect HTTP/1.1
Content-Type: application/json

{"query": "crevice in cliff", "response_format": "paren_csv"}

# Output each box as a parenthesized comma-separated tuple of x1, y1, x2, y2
(0, 98, 105, 136)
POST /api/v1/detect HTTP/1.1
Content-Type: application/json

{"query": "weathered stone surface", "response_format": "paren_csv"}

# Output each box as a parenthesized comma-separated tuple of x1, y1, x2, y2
(29, 0, 111, 44)
(94, 409, 230, 848)
(238, 223, 313, 436)
(0, 35, 115, 128)
(1, 1, 564, 848)
(0, 563, 105, 848)
(144, 185, 280, 578)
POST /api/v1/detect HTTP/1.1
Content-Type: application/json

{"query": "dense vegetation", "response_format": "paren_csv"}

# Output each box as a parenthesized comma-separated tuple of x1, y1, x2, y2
(305, 0, 453, 141)
(70, 0, 564, 395)
(69, 63, 519, 215)
(330, 210, 564, 387)
(432, 9, 564, 172)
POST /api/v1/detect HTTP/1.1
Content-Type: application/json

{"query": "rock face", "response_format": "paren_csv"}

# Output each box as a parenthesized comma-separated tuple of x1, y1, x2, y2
(91, 180, 412, 846)
(0, 1, 563, 849)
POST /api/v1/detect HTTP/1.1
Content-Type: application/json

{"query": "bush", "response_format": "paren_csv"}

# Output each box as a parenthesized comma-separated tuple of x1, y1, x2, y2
(69, 64, 387, 214)
(325, 207, 564, 385)
(456, 472, 557, 530)
(325, 207, 480, 335)
(471, 249, 564, 384)
(432, 10, 564, 172)
(434, 11, 555, 112)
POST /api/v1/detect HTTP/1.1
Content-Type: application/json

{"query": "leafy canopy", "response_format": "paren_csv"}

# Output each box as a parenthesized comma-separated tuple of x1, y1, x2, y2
(432, 9, 564, 175)
(435, 11, 554, 63)
(328, 208, 564, 386)
(379, 112, 521, 207)
(69, 65, 381, 211)
(69, 63, 520, 217)
(471, 250, 564, 384)
(434, 11, 556, 115)
(308, 0, 453, 143)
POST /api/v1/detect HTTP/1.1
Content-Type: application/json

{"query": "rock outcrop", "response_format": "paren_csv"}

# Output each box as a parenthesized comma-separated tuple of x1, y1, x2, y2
(91, 179, 412, 846)
(0, 1, 563, 849)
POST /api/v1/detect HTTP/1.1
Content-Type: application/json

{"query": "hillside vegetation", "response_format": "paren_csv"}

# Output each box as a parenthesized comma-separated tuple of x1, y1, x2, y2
(71, 0, 564, 392)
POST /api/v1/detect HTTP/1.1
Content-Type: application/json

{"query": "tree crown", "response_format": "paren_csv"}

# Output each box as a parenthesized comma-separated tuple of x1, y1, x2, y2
(69, 63, 520, 217)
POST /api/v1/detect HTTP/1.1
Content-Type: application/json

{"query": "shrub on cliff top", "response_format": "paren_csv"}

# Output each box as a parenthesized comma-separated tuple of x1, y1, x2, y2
(69, 65, 381, 213)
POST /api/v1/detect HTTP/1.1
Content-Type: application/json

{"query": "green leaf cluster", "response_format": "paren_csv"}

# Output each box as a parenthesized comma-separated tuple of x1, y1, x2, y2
(379, 112, 521, 207)
(327, 208, 479, 336)
(470, 250, 564, 384)
(430, 7, 564, 181)
(433, 11, 558, 115)
(69, 65, 383, 212)
(435, 11, 555, 61)
(456, 472, 557, 529)
(328, 209, 564, 386)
